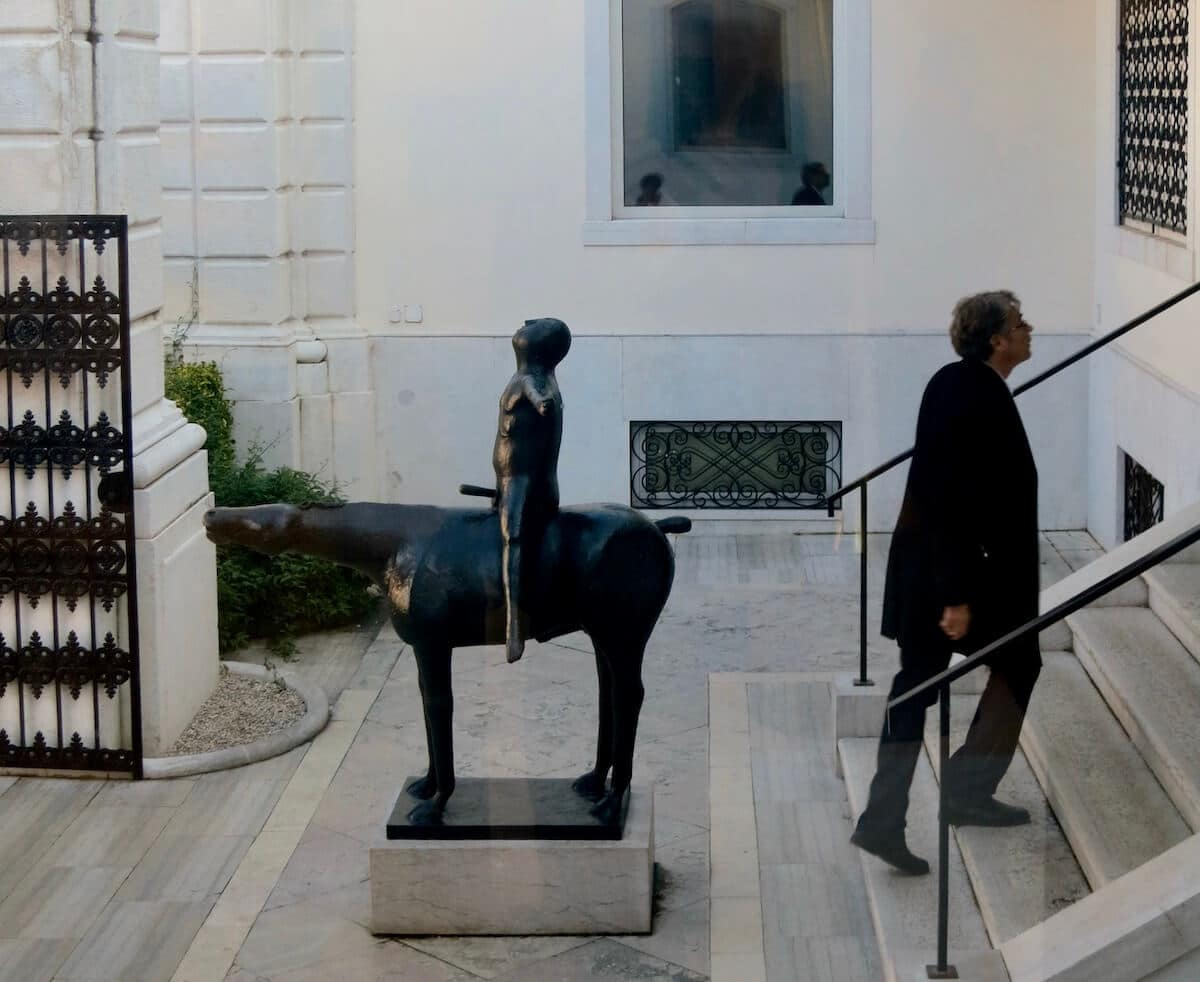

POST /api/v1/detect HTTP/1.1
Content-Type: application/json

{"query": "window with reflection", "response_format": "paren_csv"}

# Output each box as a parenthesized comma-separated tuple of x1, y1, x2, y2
(621, 0, 834, 208)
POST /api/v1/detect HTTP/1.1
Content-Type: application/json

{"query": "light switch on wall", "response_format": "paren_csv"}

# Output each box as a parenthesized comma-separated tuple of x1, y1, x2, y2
(404, 304, 424, 323)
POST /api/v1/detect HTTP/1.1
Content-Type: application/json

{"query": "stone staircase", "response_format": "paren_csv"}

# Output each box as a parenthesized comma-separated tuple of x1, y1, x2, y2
(837, 504, 1200, 981)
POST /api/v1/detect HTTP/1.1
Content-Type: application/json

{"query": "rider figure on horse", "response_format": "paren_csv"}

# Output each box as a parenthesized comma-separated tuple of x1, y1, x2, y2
(492, 317, 571, 664)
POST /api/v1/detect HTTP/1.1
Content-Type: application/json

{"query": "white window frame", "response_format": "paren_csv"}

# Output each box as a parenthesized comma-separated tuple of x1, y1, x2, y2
(584, 0, 874, 245)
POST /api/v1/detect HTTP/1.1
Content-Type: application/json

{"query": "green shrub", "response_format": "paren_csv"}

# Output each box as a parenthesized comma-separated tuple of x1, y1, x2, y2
(211, 449, 377, 656)
(164, 361, 235, 474)
(166, 359, 375, 656)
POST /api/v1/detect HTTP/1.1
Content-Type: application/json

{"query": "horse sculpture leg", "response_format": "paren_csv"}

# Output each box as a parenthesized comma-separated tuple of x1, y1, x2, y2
(589, 636, 648, 825)
(405, 705, 438, 800)
(572, 645, 614, 801)
(408, 644, 455, 824)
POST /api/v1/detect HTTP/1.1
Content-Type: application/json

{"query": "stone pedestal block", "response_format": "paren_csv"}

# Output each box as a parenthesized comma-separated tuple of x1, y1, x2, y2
(370, 786, 654, 936)
(833, 674, 888, 739)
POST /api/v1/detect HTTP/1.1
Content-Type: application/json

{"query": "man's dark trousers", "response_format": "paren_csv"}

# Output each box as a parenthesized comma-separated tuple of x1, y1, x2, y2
(858, 630, 1042, 834)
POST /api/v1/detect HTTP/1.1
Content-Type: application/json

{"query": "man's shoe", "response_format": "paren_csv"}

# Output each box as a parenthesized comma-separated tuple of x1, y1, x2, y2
(944, 796, 1031, 828)
(850, 825, 930, 875)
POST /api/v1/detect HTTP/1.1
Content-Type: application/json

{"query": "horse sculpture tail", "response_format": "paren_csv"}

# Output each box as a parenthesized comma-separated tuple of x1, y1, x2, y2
(654, 517, 692, 535)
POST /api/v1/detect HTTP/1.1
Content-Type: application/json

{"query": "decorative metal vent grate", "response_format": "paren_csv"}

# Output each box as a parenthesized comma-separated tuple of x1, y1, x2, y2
(1119, 0, 1189, 234)
(630, 420, 841, 509)
(1124, 452, 1164, 541)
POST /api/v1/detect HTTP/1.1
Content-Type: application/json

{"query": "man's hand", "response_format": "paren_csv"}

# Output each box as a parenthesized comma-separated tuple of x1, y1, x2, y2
(940, 604, 970, 642)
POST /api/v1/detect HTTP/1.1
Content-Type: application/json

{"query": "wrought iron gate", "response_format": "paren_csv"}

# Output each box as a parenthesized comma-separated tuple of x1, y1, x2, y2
(0, 216, 142, 776)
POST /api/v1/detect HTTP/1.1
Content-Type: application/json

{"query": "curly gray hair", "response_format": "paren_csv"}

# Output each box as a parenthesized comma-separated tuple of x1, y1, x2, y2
(949, 290, 1021, 361)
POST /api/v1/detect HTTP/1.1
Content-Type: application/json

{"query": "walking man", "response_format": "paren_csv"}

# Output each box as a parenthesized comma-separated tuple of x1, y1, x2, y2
(851, 290, 1042, 875)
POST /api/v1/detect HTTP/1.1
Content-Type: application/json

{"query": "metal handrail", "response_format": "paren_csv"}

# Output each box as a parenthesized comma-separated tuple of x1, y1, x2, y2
(891, 520, 1200, 979)
(825, 278, 1200, 687)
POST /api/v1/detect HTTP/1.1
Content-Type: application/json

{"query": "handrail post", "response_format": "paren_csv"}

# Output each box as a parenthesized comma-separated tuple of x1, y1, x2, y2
(854, 484, 874, 686)
(928, 684, 959, 979)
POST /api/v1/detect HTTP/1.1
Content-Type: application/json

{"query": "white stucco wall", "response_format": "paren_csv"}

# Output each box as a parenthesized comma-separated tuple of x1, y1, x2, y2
(160, 0, 377, 496)
(353, 0, 1096, 528)
(1087, 2, 1200, 548)
(356, 0, 1095, 335)
(373, 331, 1088, 531)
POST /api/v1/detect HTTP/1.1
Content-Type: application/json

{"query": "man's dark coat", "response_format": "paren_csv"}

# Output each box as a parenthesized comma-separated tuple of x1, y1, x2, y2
(882, 358, 1039, 657)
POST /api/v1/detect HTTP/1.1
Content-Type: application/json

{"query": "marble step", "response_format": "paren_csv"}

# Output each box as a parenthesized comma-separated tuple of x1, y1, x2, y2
(1044, 530, 1147, 606)
(1145, 563, 1200, 666)
(1068, 606, 1200, 830)
(921, 688, 1091, 946)
(839, 738, 992, 982)
(1037, 546, 1076, 652)
(1019, 652, 1190, 888)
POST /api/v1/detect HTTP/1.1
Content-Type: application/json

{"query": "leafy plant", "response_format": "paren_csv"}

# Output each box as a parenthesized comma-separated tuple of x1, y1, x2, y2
(165, 358, 375, 657)
(164, 361, 235, 474)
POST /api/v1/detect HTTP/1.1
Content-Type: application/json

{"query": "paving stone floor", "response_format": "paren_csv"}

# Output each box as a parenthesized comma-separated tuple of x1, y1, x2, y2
(0, 528, 1082, 981)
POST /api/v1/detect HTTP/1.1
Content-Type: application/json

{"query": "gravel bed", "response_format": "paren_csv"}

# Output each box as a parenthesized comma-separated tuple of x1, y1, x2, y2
(167, 664, 307, 756)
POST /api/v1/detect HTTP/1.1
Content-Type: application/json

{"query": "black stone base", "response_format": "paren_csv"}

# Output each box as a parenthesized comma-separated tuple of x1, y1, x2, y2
(386, 777, 629, 840)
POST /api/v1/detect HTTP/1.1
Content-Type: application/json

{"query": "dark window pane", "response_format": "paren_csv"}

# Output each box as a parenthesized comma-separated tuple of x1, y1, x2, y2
(671, 0, 786, 150)
(622, 0, 834, 207)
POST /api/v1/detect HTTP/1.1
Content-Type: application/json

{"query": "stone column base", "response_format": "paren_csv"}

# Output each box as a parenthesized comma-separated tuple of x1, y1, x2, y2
(133, 416, 219, 756)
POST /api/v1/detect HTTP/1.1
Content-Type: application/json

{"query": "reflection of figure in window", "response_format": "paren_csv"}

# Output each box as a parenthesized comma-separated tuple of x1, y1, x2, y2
(636, 173, 664, 206)
(791, 162, 830, 205)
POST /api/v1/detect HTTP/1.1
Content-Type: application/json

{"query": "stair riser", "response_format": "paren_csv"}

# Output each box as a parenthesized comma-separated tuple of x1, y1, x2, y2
(1081, 578, 1149, 607)
(1071, 631, 1200, 832)
(921, 703, 1091, 947)
(1148, 582, 1200, 667)
(1039, 620, 1072, 652)
(1017, 652, 1190, 890)
(1019, 723, 1112, 890)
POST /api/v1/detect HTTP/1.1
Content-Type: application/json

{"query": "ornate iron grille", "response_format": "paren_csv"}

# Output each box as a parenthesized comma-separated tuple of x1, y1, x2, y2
(1119, 0, 1189, 234)
(630, 420, 841, 509)
(0, 216, 142, 775)
(1124, 452, 1164, 541)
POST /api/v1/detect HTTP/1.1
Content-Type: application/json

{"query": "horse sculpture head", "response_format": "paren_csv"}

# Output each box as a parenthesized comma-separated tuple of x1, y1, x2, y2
(203, 503, 303, 555)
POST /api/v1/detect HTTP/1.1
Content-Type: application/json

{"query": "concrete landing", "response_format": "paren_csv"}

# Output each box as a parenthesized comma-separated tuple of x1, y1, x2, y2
(1070, 607, 1200, 830)
(1019, 652, 1190, 887)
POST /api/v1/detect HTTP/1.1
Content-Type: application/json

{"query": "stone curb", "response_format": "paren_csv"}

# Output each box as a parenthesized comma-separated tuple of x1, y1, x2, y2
(142, 661, 330, 779)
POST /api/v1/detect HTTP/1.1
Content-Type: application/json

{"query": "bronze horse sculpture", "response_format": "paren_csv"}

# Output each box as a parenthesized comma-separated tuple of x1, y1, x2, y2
(202, 499, 690, 826)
